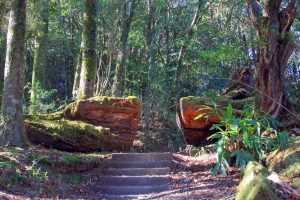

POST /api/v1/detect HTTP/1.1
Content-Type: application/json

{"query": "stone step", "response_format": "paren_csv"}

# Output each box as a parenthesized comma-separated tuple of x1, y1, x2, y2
(107, 160, 172, 168)
(102, 167, 171, 176)
(112, 152, 172, 161)
(98, 175, 171, 186)
(99, 185, 167, 195)
(98, 152, 172, 196)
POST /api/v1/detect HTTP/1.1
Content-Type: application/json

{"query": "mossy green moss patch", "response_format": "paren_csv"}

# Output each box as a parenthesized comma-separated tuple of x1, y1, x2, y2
(126, 96, 141, 104)
(87, 96, 140, 105)
(89, 96, 110, 103)
(181, 96, 253, 111)
(235, 161, 279, 200)
(25, 118, 112, 152)
(265, 137, 300, 191)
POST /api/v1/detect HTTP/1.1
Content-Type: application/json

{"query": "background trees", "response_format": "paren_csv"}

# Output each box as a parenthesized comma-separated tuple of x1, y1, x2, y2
(30, 0, 49, 100)
(0, 0, 299, 148)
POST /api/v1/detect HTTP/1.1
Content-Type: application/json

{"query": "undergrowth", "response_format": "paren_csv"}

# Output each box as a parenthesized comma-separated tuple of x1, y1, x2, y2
(195, 97, 293, 176)
(0, 146, 107, 197)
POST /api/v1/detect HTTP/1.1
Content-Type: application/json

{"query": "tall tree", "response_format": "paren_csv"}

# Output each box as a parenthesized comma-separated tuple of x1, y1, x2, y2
(0, 2, 8, 105)
(72, 0, 84, 99)
(248, 0, 300, 118)
(144, 0, 156, 134)
(1, 0, 27, 146)
(78, 0, 98, 100)
(30, 0, 49, 106)
(111, 0, 137, 97)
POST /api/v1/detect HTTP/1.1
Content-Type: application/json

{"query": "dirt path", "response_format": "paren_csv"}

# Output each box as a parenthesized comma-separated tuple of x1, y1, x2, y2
(1, 152, 241, 200)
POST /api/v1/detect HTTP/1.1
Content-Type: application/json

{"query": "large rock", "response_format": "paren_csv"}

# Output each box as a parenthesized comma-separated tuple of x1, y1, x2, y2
(25, 96, 141, 152)
(178, 96, 253, 146)
(235, 162, 280, 200)
(222, 67, 255, 99)
(236, 138, 300, 200)
(265, 137, 300, 194)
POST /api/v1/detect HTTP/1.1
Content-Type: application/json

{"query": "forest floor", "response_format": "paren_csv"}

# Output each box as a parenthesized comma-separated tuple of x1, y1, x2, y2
(0, 127, 242, 200)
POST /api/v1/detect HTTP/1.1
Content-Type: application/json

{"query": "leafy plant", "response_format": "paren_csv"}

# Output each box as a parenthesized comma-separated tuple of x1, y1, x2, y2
(195, 98, 293, 175)
(185, 145, 211, 157)
(24, 81, 57, 114)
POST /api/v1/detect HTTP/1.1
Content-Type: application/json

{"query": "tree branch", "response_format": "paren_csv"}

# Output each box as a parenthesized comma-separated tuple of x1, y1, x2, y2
(265, 0, 281, 17)
(247, 0, 262, 26)
(296, 1, 300, 21)
(286, 0, 297, 13)
(281, 0, 300, 33)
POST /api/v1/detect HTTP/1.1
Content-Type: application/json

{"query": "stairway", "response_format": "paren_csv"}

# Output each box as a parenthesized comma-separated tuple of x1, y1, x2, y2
(98, 152, 172, 196)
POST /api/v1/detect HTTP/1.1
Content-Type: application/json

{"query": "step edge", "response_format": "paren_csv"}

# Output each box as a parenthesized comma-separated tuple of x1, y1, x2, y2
(102, 167, 170, 170)
(99, 185, 168, 189)
(98, 175, 171, 178)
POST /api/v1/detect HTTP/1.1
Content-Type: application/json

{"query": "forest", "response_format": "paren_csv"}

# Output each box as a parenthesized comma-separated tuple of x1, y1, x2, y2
(0, 0, 300, 199)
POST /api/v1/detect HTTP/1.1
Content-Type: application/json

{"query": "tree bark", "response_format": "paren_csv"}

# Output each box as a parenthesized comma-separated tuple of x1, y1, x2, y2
(72, 48, 82, 99)
(247, 0, 300, 118)
(25, 96, 141, 152)
(0, 2, 8, 106)
(144, 0, 156, 135)
(78, 0, 98, 100)
(72, 1, 84, 99)
(1, 0, 27, 147)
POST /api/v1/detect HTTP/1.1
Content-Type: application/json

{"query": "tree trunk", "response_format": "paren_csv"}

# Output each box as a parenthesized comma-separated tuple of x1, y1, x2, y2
(72, 48, 82, 99)
(78, 0, 98, 100)
(1, 0, 27, 147)
(247, 0, 299, 118)
(72, 1, 84, 99)
(0, 2, 8, 106)
(144, 0, 156, 135)
(25, 96, 141, 152)
(30, 0, 48, 105)
(111, 0, 137, 97)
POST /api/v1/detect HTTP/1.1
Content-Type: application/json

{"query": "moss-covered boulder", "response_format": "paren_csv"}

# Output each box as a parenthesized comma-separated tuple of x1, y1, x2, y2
(265, 137, 300, 193)
(177, 96, 253, 146)
(25, 96, 141, 152)
(236, 138, 300, 200)
(222, 67, 255, 100)
(235, 162, 280, 200)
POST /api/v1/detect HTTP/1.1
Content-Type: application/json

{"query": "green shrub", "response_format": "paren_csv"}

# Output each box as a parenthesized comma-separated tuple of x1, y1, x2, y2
(196, 98, 293, 176)
(24, 81, 57, 114)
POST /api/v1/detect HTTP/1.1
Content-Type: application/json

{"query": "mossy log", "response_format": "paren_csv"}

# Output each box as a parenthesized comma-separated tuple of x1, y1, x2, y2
(178, 96, 253, 146)
(25, 96, 141, 152)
